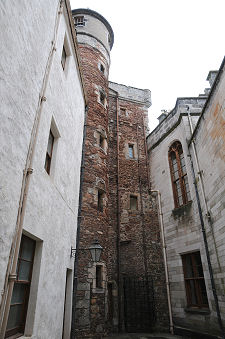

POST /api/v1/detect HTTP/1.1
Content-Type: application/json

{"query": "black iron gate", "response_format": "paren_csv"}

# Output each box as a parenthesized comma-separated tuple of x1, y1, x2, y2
(123, 276, 156, 332)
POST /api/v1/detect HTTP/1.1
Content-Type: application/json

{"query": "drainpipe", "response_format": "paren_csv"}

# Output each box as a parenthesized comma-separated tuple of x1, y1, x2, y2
(150, 190, 174, 335)
(115, 92, 122, 332)
(0, 2, 63, 337)
(143, 118, 173, 334)
(187, 107, 221, 271)
(187, 108, 225, 338)
(70, 104, 88, 339)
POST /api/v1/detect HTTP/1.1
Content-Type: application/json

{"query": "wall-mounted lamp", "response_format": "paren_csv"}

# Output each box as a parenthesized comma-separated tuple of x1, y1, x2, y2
(71, 239, 103, 262)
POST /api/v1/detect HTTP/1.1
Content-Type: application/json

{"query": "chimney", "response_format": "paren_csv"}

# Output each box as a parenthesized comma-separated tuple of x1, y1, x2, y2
(157, 110, 167, 124)
(207, 70, 218, 88)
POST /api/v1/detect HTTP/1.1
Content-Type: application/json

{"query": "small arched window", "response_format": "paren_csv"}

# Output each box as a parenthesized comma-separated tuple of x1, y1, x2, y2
(168, 141, 191, 208)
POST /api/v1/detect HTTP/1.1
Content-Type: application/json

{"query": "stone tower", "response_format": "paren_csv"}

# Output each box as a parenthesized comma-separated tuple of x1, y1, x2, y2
(71, 8, 169, 339)
(71, 8, 114, 338)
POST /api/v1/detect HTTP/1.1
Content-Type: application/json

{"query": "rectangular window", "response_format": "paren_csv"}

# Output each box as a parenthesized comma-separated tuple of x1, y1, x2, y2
(100, 91, 106, 106)
(96, 265, 103, 288)
(182, 252, 208, 308)
(61, 45, 67, 70)
(130, 195, 138, 210)
(45, 130, 54, 175)
(74, 16, 85, 27)
(99, 134, 104, 148)
(128, 144, 134, 159)
(98, 190, 104, 212)
(6, 235, 36, 338)
(120, 107, 126, 115)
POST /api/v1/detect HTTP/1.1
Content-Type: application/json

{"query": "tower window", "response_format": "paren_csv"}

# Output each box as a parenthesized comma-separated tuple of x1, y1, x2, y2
(100, 64, 105, 74)
(74, 16, 85, 27)
(168, 141, 191, 208)
(97, 190, 104, 212)
(99, 90, 106, 107)
(120, 107, 126, 115)
(99, 134, 104, 148)
(130, 195, 138, 210)
(96, 265, 103, 288)
(61, 45, 67, 70)
(128, 144, 134, 159)
(182, 252, 208, 308)
(45, 130, 54, 175)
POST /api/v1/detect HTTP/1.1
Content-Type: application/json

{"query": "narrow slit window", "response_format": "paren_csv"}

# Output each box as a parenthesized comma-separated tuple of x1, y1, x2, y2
(45, 130, 54, 175)
(100, 91, 106, 106)
(128, 144, 134, 159)
(96, 265, 103, 288)
(100, 64, 105, 74)
(98, 190, 104, 212)
(61, 45, 67, 70)
(99, 134, 104, 148)
(130, 195, 138, 210)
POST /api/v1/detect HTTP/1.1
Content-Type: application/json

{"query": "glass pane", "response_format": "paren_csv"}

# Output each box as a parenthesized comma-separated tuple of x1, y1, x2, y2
(184, 255, 194, 278)
(47, 131, 54, 155)
(194, 253, 203, 277)
(199, 279, 208, 305)
(189, 280, 197, 305)
(187, 191, 191, 201)
(18, 260, 32, 281)
(178, 196, 183, 206)
(6, 304, 23, 330)
(130, 196, 137, 210)
(129, 145, 134, 158)
(11, 283, 26, 304)
(21, 237, 35, 261)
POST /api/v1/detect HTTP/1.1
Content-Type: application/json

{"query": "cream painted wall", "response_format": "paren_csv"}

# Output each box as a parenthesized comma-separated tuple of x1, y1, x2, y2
(0, 1, 85, 338)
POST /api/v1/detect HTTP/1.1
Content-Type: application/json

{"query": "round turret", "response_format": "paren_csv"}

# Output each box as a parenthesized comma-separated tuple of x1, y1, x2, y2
(72, 8, 114, 64)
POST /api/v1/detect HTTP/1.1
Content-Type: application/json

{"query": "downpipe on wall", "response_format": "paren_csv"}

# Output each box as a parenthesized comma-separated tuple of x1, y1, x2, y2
(70, 104, 88, 339)
(142, 121, 173, 334)
(150, 190, 174, 335)
(0, 2, 63, 337)
(187, 108, 225, 339)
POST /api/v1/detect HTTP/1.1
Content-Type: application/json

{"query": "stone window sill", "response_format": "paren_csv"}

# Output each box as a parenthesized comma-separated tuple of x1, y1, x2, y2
(172, 201, 192, 217)
(184, 307, 210, 315)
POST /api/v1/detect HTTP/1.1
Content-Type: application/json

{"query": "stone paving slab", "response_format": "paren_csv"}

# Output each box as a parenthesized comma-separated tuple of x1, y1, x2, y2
(104, 333, 185, 339)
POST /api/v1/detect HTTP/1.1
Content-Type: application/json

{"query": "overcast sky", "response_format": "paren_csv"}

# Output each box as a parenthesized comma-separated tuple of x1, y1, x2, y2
(70, 0, 225, 131)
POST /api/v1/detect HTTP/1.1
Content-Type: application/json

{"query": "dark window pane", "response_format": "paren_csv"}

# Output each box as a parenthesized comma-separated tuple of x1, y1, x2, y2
(61, 46, 66, 69)
(11, 283, 26, 304)
(130, 196, 137, 210)
(6, 304, 23, 330)
(18, 260, 32, 281)
(199, 280, 208, 305)
(21, 237, 35, 261)
(189, 280, 198, 305)
(184, 255, 194, 278)
(195, 253, 204, 277)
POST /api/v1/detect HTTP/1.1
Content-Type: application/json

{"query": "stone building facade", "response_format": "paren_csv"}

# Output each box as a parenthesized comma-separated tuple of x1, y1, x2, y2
(72, 8, 169, 339)
(147, 58, 225, 338)
(0, 1, 86, 338)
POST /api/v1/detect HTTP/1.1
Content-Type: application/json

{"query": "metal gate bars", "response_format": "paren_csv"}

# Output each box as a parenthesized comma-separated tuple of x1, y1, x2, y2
(123, 275, 156, 333)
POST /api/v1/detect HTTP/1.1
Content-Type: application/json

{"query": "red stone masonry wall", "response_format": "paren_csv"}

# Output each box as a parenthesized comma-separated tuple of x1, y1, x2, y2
(75, 44, 110, 338)
(108, 94, 169, 330)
